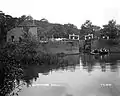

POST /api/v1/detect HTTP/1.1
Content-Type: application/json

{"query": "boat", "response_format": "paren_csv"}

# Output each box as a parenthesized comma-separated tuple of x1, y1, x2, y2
(99, 48, 109, 55)
(90, 49, 99, 55)
(90, 48, 109, 55)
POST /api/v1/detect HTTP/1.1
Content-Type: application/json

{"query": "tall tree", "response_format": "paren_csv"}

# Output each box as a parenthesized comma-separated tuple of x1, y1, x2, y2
(80, 20, 94, 35)
(64, 23, 79, 38)
(17, 15, 27, 24)
(80, 20, 101, 38)
(0, 11, 19, 46)
(101, 19, 119, 39)
(0, 11, 9, 45)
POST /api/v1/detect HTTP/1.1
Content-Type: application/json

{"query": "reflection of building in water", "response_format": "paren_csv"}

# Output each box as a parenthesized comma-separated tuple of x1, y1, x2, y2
(98, 61, 119, 72)
(100, 63, 106, 72)
(87, 62, 93, 73)
(80, 54, 95, 72)
(110, 62, 118, 72)
(79, 54, 120, 72)
(79, 57, 83, 70)
(99, 61, 119, 72)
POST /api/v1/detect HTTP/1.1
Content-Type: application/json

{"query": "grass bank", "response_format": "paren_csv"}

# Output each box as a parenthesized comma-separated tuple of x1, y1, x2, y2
(44, 41, 79, 54)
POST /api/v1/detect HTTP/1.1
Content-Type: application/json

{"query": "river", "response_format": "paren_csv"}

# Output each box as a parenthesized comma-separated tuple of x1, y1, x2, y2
(8, 54, 120, 96)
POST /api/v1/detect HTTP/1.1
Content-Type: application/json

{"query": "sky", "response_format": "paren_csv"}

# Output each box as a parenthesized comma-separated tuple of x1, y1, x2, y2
(1, 0, 120, 28)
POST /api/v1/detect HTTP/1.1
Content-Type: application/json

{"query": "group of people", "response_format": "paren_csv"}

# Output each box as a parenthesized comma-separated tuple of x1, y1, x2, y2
(100, 48, 108, 53)
(92, 48, 109, 54)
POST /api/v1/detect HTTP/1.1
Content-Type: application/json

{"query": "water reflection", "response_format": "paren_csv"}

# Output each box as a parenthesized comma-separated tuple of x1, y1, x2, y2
(80, 54, 96, 72)
(19, 53, 120, 87)
(18, 53, 120, 96)
(80, 53, 120, 73)
(21, 55, 80, 85)
(1, 53, 120, 96)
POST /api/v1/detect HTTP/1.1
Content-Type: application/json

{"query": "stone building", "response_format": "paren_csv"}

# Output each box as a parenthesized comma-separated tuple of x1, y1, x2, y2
(7, 20, 38, 42)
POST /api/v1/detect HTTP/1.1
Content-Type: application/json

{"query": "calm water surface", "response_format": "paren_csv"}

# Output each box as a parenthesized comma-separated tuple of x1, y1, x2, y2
(12, 54, 120, 96)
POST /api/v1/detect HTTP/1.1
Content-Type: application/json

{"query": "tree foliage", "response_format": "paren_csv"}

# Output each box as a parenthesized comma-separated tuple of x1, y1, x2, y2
(0, 11, 16, 46)
(101, 19, 120, 39)
(80, 20, 94, 35)
(80, 20, 101, 39)
(64, 23, 79, 37)
(0, 11, 28, 46)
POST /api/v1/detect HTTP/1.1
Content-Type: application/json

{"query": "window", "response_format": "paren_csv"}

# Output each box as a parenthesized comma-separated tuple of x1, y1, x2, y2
(11, 36, 14, 42)
(70, 36, 74, 39)
(75, 36, 78, 40)
(19, 37, 22, 42)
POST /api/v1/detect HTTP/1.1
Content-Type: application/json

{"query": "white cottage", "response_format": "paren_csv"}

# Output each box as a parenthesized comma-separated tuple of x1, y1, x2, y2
(69, 34, 79, 40)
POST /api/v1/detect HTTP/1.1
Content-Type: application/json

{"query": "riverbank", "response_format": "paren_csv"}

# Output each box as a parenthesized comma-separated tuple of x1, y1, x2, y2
(1, 39, 120, 67)
(43, 41, 79, 54)
(43, 39, 120, 54)
(89, 39, 120, 53)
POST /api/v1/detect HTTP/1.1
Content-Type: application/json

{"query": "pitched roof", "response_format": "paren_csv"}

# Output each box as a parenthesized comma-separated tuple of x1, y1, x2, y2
(7, 27, 26, 36)
(18, 20, 37, 27)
